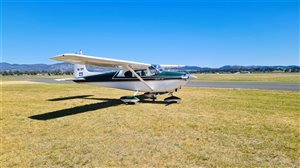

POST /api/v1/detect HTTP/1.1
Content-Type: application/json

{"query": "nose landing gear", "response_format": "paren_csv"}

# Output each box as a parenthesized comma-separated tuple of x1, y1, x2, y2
(164, 92, 181, 104)
(164, 96, 181, 104)
(163, 87, 182, 104)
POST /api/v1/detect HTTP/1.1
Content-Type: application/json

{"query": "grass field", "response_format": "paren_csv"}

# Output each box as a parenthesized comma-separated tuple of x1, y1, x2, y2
(1, 83, 299, 167)
(194, 73, 300, 82)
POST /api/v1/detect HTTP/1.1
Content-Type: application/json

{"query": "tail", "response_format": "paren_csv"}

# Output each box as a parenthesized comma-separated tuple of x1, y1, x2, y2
(74, 64, 95, 78)
(73, 50, 102, 78)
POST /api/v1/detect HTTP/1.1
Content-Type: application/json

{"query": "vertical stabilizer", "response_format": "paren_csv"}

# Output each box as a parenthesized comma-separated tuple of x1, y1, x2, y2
(74, 64, 104, 77)
(74, 64, 92, 78)
(73, 50, 102, 78)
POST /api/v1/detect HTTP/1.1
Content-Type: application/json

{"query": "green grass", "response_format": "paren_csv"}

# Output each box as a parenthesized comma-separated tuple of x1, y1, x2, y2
(1, 84, 299, 167)
(194, 73, 300, 82)
(0, 75, 73, 82)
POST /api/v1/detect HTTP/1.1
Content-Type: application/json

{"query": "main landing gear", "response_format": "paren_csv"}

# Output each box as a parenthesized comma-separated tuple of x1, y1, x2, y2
(120, 91, 182, 104)
(120, 96, 140, 104)
(120, 91, 140, 104)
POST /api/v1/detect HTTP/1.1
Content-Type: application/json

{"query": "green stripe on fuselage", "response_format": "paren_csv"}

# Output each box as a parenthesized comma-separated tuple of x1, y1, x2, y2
(74, 71, 185, 82)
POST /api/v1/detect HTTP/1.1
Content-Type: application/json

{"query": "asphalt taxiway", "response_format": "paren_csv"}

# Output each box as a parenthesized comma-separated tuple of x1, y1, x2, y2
(186, 81, 300, 92)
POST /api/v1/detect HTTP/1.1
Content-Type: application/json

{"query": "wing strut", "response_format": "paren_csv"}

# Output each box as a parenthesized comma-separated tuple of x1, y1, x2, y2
(124, 65, 154, 91)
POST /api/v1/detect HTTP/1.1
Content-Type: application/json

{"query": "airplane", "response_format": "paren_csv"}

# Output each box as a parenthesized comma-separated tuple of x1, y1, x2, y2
(51, 50, 196, 104)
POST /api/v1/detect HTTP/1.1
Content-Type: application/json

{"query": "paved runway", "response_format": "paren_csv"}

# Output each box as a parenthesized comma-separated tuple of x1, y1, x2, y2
(31, 78, 72, 84)
(30, 78, 300, 92)
(186, 81, 300, 92)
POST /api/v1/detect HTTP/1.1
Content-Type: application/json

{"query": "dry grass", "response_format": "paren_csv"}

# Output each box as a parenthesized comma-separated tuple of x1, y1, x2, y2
(1, 83, 299, 167)
(195, 73, 300, 82)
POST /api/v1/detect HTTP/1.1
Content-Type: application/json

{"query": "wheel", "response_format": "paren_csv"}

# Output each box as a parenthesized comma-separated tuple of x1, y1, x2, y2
(164, 96, 181, 104)
(120, 96, 140, 104)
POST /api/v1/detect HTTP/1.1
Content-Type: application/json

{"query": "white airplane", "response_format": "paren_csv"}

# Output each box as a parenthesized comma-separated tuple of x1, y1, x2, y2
(51, 50, 196, 104)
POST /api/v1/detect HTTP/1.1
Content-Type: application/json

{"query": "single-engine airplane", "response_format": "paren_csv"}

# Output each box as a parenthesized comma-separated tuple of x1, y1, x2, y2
(51, 50, 196, 104)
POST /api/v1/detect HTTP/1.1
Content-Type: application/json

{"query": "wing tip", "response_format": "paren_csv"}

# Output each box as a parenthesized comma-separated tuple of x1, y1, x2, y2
(51, 54, 64, 61)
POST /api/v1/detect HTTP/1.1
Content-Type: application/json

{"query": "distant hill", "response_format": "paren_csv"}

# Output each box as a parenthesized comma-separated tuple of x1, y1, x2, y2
(219, 65, 300, 70)
(0, 62, 72, 72)
(171, 65, 300, 72)
(0, 62, 299, 72)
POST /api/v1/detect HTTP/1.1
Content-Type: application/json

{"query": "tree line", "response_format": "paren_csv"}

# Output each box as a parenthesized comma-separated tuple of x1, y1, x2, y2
(1, 67, 299, 76)
(186, 68, 300, 74)
(0, 70, 73, 76)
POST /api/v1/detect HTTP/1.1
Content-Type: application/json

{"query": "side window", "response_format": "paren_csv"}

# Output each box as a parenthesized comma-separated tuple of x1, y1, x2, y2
(122, 69, 148, 78)
(134, 70, 147, 77)
(135, 71, 141, 76)
(124, 71, 132, 77)
(141, 70, 146, 76)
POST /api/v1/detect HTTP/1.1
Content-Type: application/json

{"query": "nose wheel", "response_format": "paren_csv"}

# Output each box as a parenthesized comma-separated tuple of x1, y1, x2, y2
(164, 95, 181, 104)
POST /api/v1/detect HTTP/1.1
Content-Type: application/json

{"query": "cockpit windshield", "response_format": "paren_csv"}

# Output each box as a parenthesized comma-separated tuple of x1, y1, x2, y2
(150, 64, 164, 75)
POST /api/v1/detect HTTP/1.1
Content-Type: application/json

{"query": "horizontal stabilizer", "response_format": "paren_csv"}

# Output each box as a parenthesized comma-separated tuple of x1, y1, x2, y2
(161, 65, 186, 69)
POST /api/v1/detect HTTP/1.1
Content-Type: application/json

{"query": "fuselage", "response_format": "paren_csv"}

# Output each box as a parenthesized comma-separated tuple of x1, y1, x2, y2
(73, 70, 191, 92)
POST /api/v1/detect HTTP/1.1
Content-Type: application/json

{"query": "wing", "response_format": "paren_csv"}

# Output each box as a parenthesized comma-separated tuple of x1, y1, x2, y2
(51, 53, 151, 70)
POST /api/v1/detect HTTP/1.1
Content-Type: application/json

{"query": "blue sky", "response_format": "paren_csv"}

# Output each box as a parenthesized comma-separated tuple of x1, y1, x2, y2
(2, 0, 299, 67)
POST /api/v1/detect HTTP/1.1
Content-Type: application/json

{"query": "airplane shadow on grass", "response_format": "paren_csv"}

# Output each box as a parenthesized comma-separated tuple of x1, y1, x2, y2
(29, 95, 172, 121)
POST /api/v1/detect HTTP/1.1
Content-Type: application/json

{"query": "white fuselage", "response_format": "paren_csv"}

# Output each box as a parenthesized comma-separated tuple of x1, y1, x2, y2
(79, 79, 188, 92)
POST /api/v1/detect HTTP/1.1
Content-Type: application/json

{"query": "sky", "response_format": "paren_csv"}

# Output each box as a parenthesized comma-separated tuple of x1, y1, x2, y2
(1, 0, 299, 67)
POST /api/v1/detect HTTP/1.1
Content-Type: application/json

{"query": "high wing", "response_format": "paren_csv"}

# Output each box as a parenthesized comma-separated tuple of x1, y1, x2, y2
(51, 53, 151, 70)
